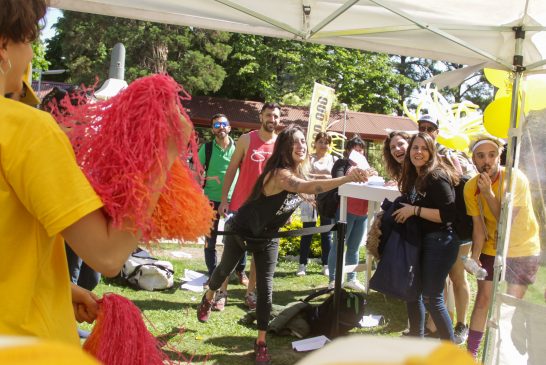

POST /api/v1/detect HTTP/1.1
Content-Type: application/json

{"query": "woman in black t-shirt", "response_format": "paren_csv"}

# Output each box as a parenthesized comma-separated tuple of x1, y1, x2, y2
(196, 125, 367, 365)
(392, 132, 460, 341)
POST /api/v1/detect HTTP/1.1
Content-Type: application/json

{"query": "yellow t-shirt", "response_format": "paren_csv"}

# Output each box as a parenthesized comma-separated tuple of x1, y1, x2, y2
(0, 97, 103, 345)
(464, 168, 540, 257)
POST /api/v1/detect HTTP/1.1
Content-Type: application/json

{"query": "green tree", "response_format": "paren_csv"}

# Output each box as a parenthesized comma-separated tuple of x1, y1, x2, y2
(217, 34, 403, 114)
(45, 11, 232, 94)
(31, 40, 49, 78)
(392, 56, 493, 114)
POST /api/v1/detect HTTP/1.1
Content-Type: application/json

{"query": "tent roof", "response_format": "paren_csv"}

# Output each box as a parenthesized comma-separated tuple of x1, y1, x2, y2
(51, 0, 546, 71)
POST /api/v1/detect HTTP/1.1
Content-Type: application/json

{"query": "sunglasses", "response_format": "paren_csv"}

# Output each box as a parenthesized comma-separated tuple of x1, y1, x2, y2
(418, 125, 437, 133)
(213, 121, 229, 128)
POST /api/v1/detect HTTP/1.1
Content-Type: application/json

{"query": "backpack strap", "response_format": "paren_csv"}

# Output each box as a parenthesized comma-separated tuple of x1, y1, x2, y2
(302, 287, 335, 303)
(202, 141, 213, 188)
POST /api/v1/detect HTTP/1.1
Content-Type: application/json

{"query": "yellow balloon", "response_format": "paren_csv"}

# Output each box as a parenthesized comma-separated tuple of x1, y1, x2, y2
(484, 68, 513, 90)
(437, 133, 469, 152)
(495, 88, 512, 99)
(483, 97, 520, 138)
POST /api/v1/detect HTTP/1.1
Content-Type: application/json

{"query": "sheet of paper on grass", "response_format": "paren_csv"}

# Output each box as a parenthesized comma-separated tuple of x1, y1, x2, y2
(292, 336, 330, 352)
(359, 314, 384, 328)
(170, 250, 192, 259)
(348, 150, 370, 169)
(180, 269, 207, 292)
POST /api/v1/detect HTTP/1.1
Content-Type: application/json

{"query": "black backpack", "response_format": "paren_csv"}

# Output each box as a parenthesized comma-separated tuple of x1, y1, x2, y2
(316, 158, 349, 219)
(201, 141, 213, 188)
(316, 189, 339, 219)
(452, 175, 473, 241)
(303, 288, 366, 337)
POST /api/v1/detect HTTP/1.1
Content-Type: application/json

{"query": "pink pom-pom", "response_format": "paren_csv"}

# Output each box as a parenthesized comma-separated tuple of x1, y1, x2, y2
(83, 293, 171, 365)
(52, 74, 204, 237)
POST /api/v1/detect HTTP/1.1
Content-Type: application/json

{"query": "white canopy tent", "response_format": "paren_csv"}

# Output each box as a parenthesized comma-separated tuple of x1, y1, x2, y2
(50, 0, 546, 71)
(49, 1, 546, 364)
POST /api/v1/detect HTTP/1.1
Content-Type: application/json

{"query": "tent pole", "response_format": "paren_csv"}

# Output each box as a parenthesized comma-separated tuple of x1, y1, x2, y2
(482, 26, 525, 365)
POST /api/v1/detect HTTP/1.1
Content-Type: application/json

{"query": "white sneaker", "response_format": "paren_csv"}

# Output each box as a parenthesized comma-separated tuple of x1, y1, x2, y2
(344, 279, 366, 292)
(296, 264, 306, 276)
(327, 280, 335, 289)
(322, 265, 329, 277)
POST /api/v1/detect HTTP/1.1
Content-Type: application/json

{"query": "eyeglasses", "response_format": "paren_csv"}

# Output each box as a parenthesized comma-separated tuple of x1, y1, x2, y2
(213, 121, 229, 129)
(418, 125, 437, 133)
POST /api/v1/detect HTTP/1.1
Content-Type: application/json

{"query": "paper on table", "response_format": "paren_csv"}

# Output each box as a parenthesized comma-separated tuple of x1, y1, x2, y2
(292, 336, 331, 352)
(180, 269, 208, 292)
(366, 176, 385, 185)
(359, 314, 385, 328)
(348, 150, 370, 169)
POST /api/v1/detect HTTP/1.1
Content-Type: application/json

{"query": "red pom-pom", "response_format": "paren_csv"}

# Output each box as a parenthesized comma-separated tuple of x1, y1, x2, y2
(83, 293, 171, 365)
(50, 74, 211, 241)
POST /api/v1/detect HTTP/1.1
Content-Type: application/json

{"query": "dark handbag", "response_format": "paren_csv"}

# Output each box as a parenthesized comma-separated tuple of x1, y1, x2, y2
(303, 288, 366, 337)
(369, 223, 421, 301)
(316, 189, 339, 219)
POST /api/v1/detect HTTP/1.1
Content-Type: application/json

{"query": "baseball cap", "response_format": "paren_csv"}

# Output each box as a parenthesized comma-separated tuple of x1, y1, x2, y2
(417, 114, 439, 128)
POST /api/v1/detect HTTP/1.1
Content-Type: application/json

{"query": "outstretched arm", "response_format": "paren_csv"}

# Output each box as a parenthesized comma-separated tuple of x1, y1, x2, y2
(273, 167, 368, 195)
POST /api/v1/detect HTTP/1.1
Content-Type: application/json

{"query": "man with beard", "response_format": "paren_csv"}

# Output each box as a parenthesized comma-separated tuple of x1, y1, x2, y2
(217, 102, 281, 310)
(198, 114, 242, 311)
(464, 135, 540, 358)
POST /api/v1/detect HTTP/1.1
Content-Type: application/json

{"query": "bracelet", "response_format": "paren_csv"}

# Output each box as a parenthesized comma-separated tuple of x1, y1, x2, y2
(413, 206, 417, 216)
(417, 206, 422, 217)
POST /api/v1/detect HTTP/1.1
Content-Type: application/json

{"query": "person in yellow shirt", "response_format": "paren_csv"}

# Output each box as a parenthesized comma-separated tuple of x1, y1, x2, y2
(463, 135, 540, 358)
(0, 0, 182, 347)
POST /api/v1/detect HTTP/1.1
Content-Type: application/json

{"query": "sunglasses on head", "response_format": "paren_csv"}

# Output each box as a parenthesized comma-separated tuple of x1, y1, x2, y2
(418, 125, 437, 133)
(213, 121, 229, 128)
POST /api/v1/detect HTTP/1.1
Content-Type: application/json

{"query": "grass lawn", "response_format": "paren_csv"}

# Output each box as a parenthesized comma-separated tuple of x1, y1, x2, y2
(86, 242, 545, 364)
(88, 242, 408, 364)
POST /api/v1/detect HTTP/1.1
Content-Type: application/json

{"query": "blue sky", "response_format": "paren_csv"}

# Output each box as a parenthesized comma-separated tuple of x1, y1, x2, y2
(41, 7, 63, 42)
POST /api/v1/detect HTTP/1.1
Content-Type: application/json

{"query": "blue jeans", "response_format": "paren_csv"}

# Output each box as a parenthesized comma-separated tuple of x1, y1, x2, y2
(328, 212, 367, 282)
(299, 215, 334, 266)
(65, 243, 100, 291)
(406, 229, 459, 341)
(204, 201, 246, 277)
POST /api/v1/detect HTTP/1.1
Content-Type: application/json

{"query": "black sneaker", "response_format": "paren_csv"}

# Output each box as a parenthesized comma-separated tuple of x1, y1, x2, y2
(254, 341, 271, 365)
(453, 322, 469, 345)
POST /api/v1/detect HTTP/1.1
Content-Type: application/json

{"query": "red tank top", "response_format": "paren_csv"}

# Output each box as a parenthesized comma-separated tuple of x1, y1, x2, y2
(229, 130, 275, 211)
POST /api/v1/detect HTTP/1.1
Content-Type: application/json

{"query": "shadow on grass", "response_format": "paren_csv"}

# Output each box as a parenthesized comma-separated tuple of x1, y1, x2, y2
(161, 335, 258, 364)
(132, 298, 187, 311)
(162, 349, 242, 364)
(156, 326, 198, 344)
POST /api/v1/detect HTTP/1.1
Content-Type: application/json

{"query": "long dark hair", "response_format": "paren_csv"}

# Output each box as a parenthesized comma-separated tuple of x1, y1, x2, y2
(246, 125, 307, 203)
(398, 133, 459, 195)
(383, 130, 410, 181)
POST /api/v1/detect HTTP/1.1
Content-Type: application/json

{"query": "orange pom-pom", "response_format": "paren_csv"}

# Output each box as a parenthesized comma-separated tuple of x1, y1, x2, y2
(146, 159, 215, 241)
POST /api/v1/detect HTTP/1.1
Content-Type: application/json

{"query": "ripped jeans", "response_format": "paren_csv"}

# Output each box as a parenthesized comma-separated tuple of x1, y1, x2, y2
(406, 228, 459, 341)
